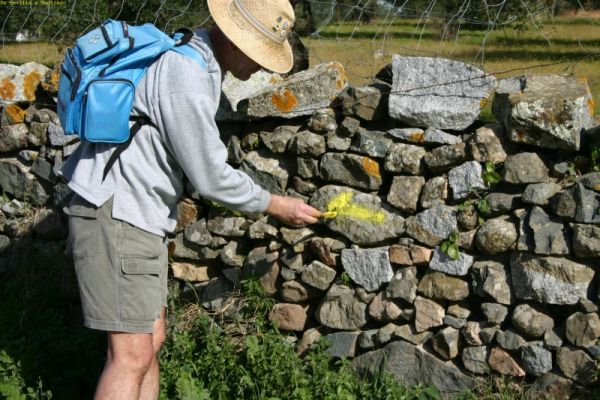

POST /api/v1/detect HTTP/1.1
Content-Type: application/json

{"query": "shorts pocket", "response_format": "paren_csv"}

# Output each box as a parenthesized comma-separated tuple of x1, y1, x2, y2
(120, 258, 161, 321)
(67, 197, 99, 258)
(117, 225, 164, 259)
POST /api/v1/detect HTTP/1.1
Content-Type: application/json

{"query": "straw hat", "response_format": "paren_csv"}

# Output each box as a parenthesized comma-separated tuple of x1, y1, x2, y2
(207, 0, 295, 74)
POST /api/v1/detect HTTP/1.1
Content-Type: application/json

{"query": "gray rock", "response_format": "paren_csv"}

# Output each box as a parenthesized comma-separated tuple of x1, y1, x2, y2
(444, 315, 466, 329)
(27, 122, 48, 146)
(516, 206, 571, 255)
(521, 345, 553, 376)
(387, 127, 425, 144)
(184, 219, 212, 246)
(449, 161, 487, 200)
(30, 158, 57, 183)
(388, 127, 462, 145)
(467, 124, 508, 163)
(457, 204, 479, 230)
(429, 246, 474, 276)
(341, 247, 393, 292)
(201, 277, 234, 311)
(326, 131, 352, 151)
(544, 329, 564, 350)
(424, 143, 467, 174)
(462, 346, 490, 374)
(385, 266, 418, 303)
(565, 312, 600, 348)
(0, 62, 49, 103)
(462, 321, 484, 346)
(301, 260, 337, 291)
(0, 158, 48, 205)
(419, 176, 448, 209)
(47, 123, 77, 146)
(320, 152, 382, 190)
(481, 303, 508, 325)
(493, 74, 594, 151)
(338, 116, 361, 138)
(247, 216, 278, 240)
(417, 271, 469, 301)
(388, 55, 495, 130)
(502, 152, 550, 184)
(572, 223, 600, 258)
(343, 84, 388, 121)
(63, 142, 80, 157)
(405, 204, 457, 247)
(280, 226, 315, 245)
(394, 324, 433, 345)
(511, 304, 554, 338)
(475, 216, 517, 255)
(432, 326, 461, 360)
(526, 372, 584, 400)
(424, 128, 462, 145)
(206, 215, 247, 237)
(482, 192, 521, 217)
(480, 326, 499, 344)
(522, 182, 562, 206)
(580, 297, 599, 313)
(448, 303, 472, 319)
(387, 176, 425, 213)
(243, 247, 279, 295)
(0, 123, 28, 152)
(239, 62, 348, 118)
(280, 280, 319, 303)
(297, 157, 319, 179)
(414, 296, 445, 332)
(350, 129, 393, 158)
(351, 340, 476, 395)
(324, 331, 360, 358)
(220, 240, 247, 267)
(557, 346, 597, 385)
(358, 329, 378, 349)
(510, 251, 594, 305)
(240, 151, 288, 195)
(316, 283, 368, 330)
(496, 329, 527, 351)
(384, 143, 426, 175)
(308, 108, 337, 133)
(260, 125, 299, 153)
(217, 70, 282, 120)
(309, 185, 405, 245)
(289, 131, 327, 157)
(368, 292, 403, 322)
(376, 323, 400, 345)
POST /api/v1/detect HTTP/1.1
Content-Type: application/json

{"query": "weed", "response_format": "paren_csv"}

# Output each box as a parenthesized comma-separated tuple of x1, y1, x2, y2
(440, 231, 461, 260)
(482, 162, 502, 186)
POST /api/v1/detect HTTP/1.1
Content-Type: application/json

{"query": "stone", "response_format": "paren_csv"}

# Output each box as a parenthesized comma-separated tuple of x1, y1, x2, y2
(301, 260, 337, 291)
(341, 247, 393, 292)
(345, 84, 388, 121)
(429, 246, 474, 276)
(565, 312, 600, 348)
(0, 62, 49, 103)
(388, 244, 412, 265)
(32, 207, 66, 239)
(405, 204, 457, 247)
(47, 123, 77, 146)
(324, 331, 360, 358)
(171, 262, 210, 282)
(467, 124, 508, 163)
(184, 219, 212, 246)
(309, 185, 405, 246)
(526, 373, 582, 400)
(280, 280, 319, 303)
(247, 216, 278, 239)
(444, 315, 466, 329)
(387, 127, 425, 144)
(376, 323, 400, 345)
(462, 346, 490, 374)
(502, 153, 550, 184)
(244, 247, 280, 295)
(579, 297, 598, 313)
(544, 329, 564, 350)
(482, 192, 521, 217)
(220, 240, 247, 267)
(387, 175, 425, 213)
(488, 347, 526, 377)
(292, 177, 317, 197)
(481, 303, 508, 325)
(414, 296, 444, 332)
(326, 130, 352, 151)
(0, 158, 48, 205)
(510, 251, 594, 305)
(388, 55, 495, 130)
(240, 151, 288, 195)
(522, 182, 562, 206)
(496, 330, 527, 351)
(516, 206, 571, 255)
(390, 324, 431, 345)
(260, 125, 299, 153)
(475, 216, 517, 255)
(384, 143, 426, 175)
(572, 223, 600, 258)
(410, 245, 433, 265)
(269, 303, 307, 331)
(175, 198, 199, 233)
(27, 122, 48, 146)
(385, 266, 418, 302)
(423, 128, 462, 145)
(30, 158, 57, 184)
(358, 329, 378, 350)
(289, 131, 327, 157)
(557, 346, 597, 385)
(316, 284, 368, 330)
(368, 292, 402, 323)
(308, 237, 341, 267)
(200, 277, 234, 311)
(280, 226, 315, 245)
(297, 157, 319, 179)
(432, 326, 461, 360)
(521, 345, 553, 377)
(457, 203, 479, 231)
(511, 304, 554, 338)
(351, 340, 476, 395)
(462, 321, 484, 346)
(448, 303, 471, 319)
(297, 328, 321, 355)
(480, 326, 499, 344)
(419, 176, 448, 209)
(424, 143, 467, 174)
(239, 62, 348, 118)
(350, 129, 393, 158)
(320, 153, 382, 191)
(0, 123, 28, 152)
(1, 104, 26, 126)
(493, 74, 594, 151)
(417, 271, 469, 301)
(308, 108, 337, 133)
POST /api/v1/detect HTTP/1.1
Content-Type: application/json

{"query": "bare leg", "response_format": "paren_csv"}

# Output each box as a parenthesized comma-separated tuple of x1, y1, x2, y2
(139, 307, 167, 400)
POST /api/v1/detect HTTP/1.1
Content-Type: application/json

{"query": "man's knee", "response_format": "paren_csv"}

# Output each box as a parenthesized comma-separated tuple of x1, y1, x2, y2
(152, 308, 167, 354)
(108, 332, 155, 375)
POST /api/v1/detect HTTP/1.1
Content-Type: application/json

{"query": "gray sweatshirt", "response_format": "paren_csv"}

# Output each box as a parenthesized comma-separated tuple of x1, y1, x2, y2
(59, 30, 271, 236)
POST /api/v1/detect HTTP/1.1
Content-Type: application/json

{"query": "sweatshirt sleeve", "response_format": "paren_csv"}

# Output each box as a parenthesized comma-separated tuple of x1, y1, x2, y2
(153, 90, 271, 213)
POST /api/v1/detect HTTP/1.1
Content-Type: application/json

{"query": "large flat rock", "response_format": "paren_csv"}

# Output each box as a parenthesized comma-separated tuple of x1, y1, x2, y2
(0, 62, 49, 104)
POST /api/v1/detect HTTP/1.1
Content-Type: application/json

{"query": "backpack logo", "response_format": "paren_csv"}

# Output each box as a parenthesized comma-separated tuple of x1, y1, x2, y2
(88, 34, 101, 45)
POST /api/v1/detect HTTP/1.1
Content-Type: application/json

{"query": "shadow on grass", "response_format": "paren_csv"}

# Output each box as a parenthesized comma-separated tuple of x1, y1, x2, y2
(0, 238, 104, 399)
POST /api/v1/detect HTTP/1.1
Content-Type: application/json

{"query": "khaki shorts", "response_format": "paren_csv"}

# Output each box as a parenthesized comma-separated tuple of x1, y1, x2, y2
(66, 195, 168, 333)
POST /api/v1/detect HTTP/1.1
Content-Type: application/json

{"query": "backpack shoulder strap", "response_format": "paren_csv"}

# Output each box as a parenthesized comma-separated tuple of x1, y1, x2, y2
(170, 28, 206, 71)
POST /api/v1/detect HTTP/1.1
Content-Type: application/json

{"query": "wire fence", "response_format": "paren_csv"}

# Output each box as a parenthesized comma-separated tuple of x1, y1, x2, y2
(0, 0, 599, 110)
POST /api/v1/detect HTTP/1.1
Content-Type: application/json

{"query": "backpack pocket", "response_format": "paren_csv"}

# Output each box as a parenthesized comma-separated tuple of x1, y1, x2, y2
(77, 20, 129, 63)
(82, 79, 134, 143)
(57, 49, 82, 135)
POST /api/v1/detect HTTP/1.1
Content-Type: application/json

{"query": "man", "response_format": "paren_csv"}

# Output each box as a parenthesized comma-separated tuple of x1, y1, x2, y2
(60, 1, 320, 399)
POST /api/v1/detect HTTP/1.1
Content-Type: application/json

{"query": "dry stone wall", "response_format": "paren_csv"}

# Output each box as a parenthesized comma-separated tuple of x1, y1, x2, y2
(1, 56, 600, 398)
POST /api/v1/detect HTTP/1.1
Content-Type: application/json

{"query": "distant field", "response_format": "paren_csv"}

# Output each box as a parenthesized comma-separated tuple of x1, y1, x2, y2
(1, 15, 599, 114)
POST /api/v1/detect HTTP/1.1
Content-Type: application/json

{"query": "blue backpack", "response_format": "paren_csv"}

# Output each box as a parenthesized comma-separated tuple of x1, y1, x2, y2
(57, 20, 205, 179)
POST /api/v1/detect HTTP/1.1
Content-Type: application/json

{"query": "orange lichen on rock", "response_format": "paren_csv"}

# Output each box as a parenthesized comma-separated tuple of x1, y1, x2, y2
(24, 71, 42, 101)
(480, 98, 489, 109)
(41, 70, 60, 95)
(0, 78, 16, 100)
(272, 88, 298, 113)
(330, 62, 349, 91)
(588, 98, 595, 116)
(515, 131, 527, 141)
(408, 132, 425, 143)
(362, 157, 380, 178)
(5, 104, 26, 124)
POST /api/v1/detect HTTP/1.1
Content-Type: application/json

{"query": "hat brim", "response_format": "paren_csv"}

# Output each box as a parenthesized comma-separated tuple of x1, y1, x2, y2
(208, 0, 294, 74)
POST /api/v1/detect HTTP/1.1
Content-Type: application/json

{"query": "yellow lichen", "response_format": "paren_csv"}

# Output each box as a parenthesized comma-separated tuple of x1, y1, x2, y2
(0, 78, 16, 100)
(5, 104, 26, 124)
(408, 132, 425, 143)
(362, 157, 380, 178)
(272, 88, 298, 112)
(588, 98, 595, 116)
(326, 192, 386, 224)
(24, 71, 42, 101)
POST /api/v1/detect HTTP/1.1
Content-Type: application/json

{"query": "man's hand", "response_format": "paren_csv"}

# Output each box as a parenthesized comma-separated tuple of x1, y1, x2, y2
(266, 194, 321, 226)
